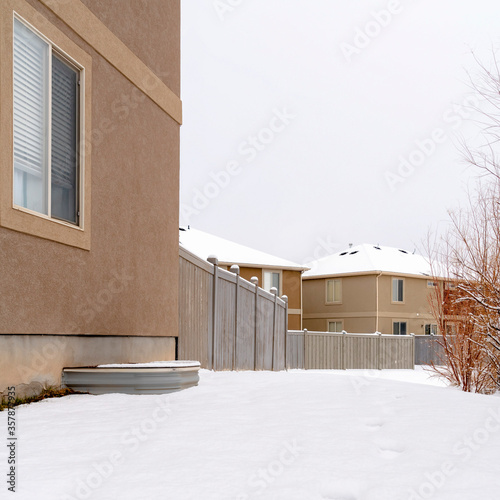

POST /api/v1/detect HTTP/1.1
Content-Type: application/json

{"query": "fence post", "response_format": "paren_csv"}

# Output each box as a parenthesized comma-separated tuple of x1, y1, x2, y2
(251, 277, 259, 371)
(282, 295, 288, 371)
(377, 332, 382, 370)
(304, 328, 308, 370)
(230, 265, 240, 370)
(207, 255, 219, 371)
(410, 333, 415, 369)
(342, 330, 347, 370)
(270, 287, 278, 371)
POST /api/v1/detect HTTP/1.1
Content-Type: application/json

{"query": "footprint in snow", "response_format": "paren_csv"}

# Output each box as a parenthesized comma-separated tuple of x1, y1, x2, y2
(375, 439, 405, 459)
(360, 417, 384, 430)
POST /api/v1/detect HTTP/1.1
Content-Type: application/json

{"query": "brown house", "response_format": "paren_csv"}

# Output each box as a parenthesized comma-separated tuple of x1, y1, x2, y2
(303, 244, 437, 335)
(179, 228, 308, 330)
(0, 0, 181, 396)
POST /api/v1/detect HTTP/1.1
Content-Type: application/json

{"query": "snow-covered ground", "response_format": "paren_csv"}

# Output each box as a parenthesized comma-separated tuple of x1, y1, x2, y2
(1, 367, 500, 500)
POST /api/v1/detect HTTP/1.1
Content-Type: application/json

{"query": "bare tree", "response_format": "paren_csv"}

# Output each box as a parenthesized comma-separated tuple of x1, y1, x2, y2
(427, 231, 496, 393)
(426, 53, 500, 393)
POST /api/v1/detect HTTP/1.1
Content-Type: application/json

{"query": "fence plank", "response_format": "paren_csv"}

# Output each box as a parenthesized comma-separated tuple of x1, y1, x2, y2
(179, 246, 288, 371)
(415, 335, 444, 365)
(288, 330, 416, 370)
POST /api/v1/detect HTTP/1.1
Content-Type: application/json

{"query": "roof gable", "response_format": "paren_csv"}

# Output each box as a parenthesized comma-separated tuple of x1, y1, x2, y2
(303, 243, 432, 278)
(179, 228, 308, 271)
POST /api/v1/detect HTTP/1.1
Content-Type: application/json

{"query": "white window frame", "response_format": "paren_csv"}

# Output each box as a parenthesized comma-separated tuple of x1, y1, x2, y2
(392, 277, 404, 303)
(327, 320, 344, 333)
(325, 278, 342, 304)
(13, 14, 84, 227)
(263, 269, 282, 296)
(425, 324, 438, 335)
(427, 280, 438, 288)
(393, 321, 407, 335)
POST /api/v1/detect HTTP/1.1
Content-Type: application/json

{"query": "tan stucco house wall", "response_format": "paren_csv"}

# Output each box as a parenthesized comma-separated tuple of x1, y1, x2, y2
(303, 272, 436, 335)
(0, 0, 181, 396)
(302, 244, 438, 335)
(238, 266, 303, 330)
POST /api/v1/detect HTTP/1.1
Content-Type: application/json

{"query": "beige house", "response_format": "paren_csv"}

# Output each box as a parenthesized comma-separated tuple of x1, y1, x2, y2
(179, 228, 308, 330)
(302, 244, 437, 335)
(0, 0, 181, 396)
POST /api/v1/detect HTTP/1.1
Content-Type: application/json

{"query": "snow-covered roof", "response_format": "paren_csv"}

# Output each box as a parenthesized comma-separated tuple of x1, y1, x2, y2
(303, 243, 433, 278)
(179, 228, 309, 271)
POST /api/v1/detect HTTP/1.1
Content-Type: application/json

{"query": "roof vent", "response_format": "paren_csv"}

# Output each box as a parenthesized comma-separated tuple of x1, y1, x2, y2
(398, 249, 408, 254)
(349, 251, 359, 255)
(339, 252, 348, 256)
(374, 246, 381, 250)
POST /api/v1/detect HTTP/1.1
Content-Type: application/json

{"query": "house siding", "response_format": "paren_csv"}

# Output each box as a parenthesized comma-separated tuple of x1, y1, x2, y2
(303, 273, 435, 335)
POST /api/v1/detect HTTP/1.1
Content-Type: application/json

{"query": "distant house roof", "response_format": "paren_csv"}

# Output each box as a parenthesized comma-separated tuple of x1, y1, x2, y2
(303, 243, 433, 278)
(179, 228, 309, 271)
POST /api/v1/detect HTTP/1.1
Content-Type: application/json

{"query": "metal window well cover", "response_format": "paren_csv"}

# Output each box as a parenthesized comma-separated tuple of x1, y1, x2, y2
(62, 361, 201, 395)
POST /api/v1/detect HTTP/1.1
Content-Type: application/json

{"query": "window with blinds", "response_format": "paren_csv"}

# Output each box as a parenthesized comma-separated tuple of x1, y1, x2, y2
(392, 277, 404, 302)
(13, 17, 80, 225)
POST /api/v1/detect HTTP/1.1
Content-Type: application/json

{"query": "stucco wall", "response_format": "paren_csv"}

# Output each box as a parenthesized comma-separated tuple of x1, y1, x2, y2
(303, 275, 377, 316)
(239, 267, 262, 285)
(0, 0, 179, 337)
(288, 314, 301, 331)
(283, 270, 301, 310)
(303, 273, 435, 335)
(0, 0, 180, 393)
(79, 0, 180, 95)
(238, 267, 302, 328)
(0, 335, 176, 397)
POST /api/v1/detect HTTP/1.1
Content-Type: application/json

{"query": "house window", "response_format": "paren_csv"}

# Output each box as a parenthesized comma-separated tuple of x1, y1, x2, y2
(13, 17, 81, 225)
(392, 278, 404, 303)
(427, 280, 437, 288)
(425, 324, 438, 335)
(263, 270, 280, 295)
(326, 279, 342, 303)
(328, 320, 343, 333)
(393, 321, 407, 335)
(446, 323, 457, 335)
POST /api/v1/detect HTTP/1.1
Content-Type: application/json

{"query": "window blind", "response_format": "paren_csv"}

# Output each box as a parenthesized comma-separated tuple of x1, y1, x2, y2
(51, 55, 78, 223)
(13, 18, 49, 213)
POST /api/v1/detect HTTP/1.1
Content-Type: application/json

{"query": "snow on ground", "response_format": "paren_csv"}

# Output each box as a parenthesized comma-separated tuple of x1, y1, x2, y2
(1, 368, 500, 500)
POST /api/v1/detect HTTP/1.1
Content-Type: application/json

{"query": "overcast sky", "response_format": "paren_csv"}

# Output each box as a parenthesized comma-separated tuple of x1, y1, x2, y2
(179, 0, 500, 265)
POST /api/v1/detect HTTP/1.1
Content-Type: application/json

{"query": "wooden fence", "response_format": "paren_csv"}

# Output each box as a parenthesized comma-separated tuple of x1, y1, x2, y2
(414, 335, 444, 365)
(287, 330, 415, 370)
(179, 246, 288, 371)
